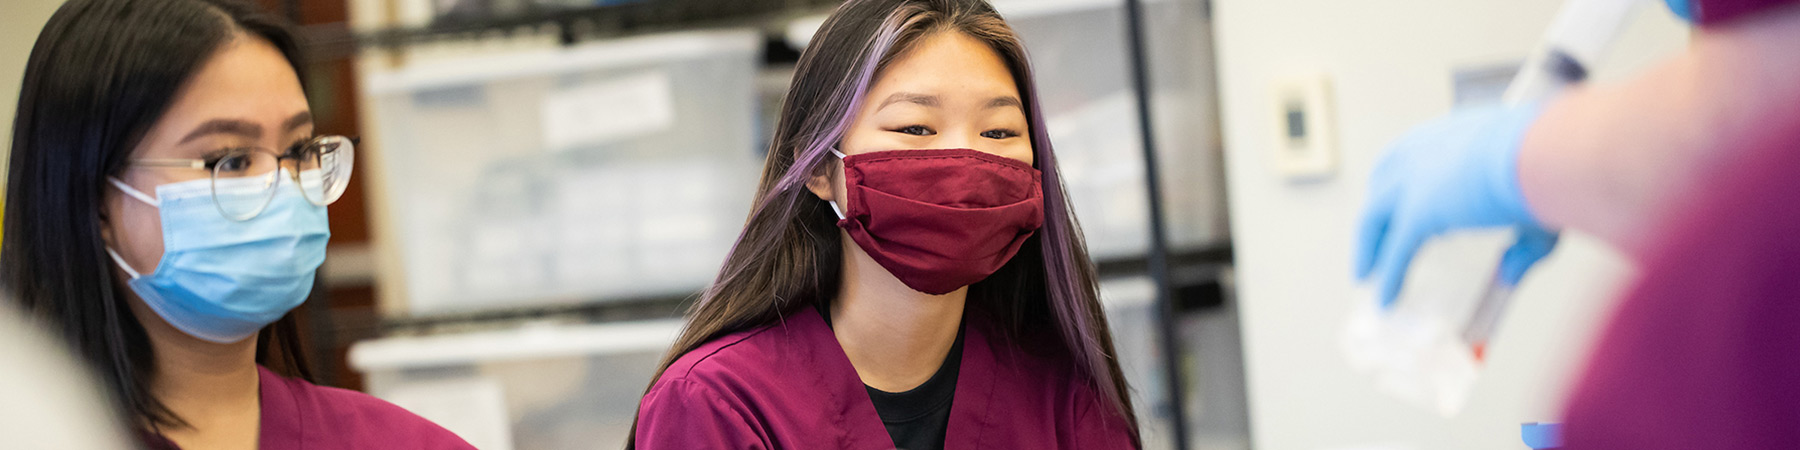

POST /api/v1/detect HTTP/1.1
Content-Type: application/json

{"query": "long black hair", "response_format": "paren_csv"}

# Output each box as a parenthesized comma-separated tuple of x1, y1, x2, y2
(2, 0, 313, 429)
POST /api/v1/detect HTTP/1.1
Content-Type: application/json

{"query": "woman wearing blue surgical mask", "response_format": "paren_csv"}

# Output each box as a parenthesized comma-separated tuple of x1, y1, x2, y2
(1, 0, 472, 449)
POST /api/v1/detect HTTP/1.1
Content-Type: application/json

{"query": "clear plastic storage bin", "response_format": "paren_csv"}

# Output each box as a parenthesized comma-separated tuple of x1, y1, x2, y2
(362, 30, 763, 316)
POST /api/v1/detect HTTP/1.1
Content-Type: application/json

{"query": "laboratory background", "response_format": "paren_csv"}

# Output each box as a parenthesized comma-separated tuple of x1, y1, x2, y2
(0, 0, 1695, 449)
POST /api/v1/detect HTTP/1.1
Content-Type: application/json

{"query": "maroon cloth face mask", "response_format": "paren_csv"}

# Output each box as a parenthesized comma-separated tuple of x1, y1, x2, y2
(829, 148, 1045, 295)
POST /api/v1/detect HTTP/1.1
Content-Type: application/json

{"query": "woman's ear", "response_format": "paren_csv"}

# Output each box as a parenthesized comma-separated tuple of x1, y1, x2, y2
(805, 160, 838, 203)
(97, 190, 118, 248)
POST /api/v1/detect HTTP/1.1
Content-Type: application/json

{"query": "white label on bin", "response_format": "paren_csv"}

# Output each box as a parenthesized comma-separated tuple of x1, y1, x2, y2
(542, 71, 676, 151)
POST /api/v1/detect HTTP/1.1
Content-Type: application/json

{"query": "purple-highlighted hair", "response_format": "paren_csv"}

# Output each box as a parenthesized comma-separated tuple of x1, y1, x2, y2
(632, 0, 1139, 444)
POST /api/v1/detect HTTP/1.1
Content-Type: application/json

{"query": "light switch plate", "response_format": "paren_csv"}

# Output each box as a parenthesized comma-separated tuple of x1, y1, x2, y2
(1270, 74, 1338, 181)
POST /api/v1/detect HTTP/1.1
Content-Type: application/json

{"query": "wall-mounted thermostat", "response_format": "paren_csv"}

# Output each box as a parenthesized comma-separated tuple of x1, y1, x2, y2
(1270, 74, 1337, 181)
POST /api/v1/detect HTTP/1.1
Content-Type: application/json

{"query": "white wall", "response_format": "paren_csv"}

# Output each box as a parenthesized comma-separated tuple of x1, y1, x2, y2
(1, 0, 63, 164)
(1211, 2, 1687, 449)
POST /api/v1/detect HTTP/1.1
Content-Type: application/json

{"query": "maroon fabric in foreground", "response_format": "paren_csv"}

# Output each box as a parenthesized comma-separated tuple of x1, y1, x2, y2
(635, 307, 1136, 449)
(1561, 94, 1800, 448)
(255, 366, 474, 449)
(1693, 0, 1800, 24)
(144, 366, 474, 450)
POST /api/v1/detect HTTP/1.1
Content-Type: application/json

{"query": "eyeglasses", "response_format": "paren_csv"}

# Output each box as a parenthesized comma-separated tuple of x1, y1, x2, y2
(131, 136, 357, 221)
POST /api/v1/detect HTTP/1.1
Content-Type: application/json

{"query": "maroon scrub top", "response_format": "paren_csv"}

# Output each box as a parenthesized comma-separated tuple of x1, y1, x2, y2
(1560, 81, 1800, 448)
(144, 366, 474, 450)
(635, 307, 1137, 449)
(1687, 0, 1799, 25)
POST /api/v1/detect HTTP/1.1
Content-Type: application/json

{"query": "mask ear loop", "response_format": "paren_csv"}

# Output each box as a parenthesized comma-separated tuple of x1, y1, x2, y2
(105, 248, 144, 280)
(103, 178, 157, 279)
(826, 150, 848, 220)
(108, 178, 161, 208)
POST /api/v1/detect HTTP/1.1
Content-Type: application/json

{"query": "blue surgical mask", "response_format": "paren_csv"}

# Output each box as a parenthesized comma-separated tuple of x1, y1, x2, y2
(105, 171, 331, 343)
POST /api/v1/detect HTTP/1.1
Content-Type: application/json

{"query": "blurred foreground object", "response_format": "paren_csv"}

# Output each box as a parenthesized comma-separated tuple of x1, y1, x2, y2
(0, 302, 131, 449)
(1347, 0, 1643, 415)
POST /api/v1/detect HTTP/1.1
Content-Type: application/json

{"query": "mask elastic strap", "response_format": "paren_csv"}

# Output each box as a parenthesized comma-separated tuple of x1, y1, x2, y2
(827, 200, 847, 220)
(825, 149, 848, 219)
(107, 178, 160, 208)
(104, 247, 143, 280)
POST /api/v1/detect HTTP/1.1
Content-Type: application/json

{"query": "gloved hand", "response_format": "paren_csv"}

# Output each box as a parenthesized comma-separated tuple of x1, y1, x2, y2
(1355, 102, 1560, 308)
(1664, 0, 1697, 23)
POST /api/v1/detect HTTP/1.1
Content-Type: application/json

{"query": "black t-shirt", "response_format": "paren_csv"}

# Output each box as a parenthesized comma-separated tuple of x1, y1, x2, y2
(819, 304, 964, 450)
(866, 328, 963, 450)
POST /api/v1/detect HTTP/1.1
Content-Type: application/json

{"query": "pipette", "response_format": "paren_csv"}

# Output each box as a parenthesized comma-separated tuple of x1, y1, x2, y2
(1459, 0, 1645, 361)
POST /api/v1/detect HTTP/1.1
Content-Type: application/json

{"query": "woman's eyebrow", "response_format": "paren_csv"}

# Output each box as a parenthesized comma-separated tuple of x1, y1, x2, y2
(179, 119, 261, 144)
(878, 92, 940, 110)
(987, 96, 1023, 110)
(282, 111, 312, 132)
(177, 112, 311, 145)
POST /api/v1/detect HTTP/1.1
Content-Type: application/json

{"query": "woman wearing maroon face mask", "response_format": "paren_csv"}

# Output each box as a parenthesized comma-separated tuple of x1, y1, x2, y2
(627, 1, 1139, 449)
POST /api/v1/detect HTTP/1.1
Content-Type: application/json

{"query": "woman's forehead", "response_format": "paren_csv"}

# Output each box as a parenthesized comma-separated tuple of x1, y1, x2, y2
(138, 37, 309, 155)
(869, 32, 1021, 104)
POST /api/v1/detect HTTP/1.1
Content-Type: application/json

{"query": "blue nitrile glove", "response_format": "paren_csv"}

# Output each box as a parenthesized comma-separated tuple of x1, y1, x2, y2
(1355, 102, 1561, 308)
(1664, 0, 1697, 23)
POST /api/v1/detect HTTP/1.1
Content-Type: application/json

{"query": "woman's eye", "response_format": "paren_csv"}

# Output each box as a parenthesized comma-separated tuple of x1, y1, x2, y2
(894, 125, 934, 136)
(982, 129, 1021, 140)
(284, 138, 312, 159)
(211, 153, 253, 173)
